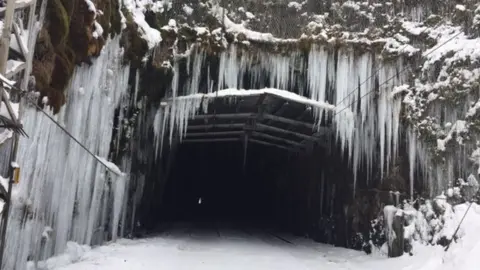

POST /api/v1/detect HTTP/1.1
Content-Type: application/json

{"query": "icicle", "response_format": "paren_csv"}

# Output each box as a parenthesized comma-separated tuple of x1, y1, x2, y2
(134, 70, 140, 103)
(408, 129, 416, 201)
(111, 173, 126, 242)
(334, 49, 356, 158)
(4, 37, 130, 270)
(187, 46, 205, 95)
(169, 62, 180, 144)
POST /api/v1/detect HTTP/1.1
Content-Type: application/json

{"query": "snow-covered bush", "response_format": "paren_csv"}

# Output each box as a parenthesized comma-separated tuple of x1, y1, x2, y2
(367, 180, 479, 256)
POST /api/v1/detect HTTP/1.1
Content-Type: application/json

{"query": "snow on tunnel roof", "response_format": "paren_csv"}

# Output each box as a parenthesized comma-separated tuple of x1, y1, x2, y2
(161, 88, 336, 111)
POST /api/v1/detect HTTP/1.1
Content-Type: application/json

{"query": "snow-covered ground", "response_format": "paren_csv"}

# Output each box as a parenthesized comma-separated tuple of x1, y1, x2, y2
(36, 203, 480, 270)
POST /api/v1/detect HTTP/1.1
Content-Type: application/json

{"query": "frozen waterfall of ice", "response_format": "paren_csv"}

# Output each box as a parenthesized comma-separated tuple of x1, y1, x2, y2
(153, 44, 406, 194)
(2, 37, 130, 270)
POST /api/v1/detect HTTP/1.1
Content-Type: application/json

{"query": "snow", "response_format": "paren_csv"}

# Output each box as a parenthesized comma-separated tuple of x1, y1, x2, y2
(0, 129, 13, 145)
(436, 121, 468, 151)
(423, 25, 480, 67)
(163, 88, 336, 111)
(0, 101, 20, 120)
(149, 0, 172, 13)
(210, 5, 276, 42)
(455, 5, 466, 12)
(182, 4, 193, 15)
(38, 206, 480, 270)
(288, 2, 303, 11)
(383, 205, 398, 248)
(6, 59, 25, 75)
(0, 72, 16, 89)
(84, 0, 96, 14)
(122, 0, 162, 49)
(95, 156, 125, 176)
(92, 21, 104, 39)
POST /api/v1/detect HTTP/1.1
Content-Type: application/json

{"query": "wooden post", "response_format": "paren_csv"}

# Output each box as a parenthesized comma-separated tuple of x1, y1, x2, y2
(0, 132, 19, 267)
(0, 0, 16, 114)
(0, 0, 15, 74)
(384, 206, 404, 258)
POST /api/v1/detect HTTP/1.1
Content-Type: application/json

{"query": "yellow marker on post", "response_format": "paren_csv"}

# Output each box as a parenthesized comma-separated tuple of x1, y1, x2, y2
(13, 167, 20, 184)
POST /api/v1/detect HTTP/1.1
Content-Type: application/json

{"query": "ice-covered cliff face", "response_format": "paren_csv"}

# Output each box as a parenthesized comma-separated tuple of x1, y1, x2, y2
(3, 38, 130, 270)
(4, 0, 480, 267)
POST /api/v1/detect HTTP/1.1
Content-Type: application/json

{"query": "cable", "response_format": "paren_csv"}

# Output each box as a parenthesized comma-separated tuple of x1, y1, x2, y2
(333, 19, 446, 108)
(444, 201, 473, 252)
(333, 29, 463, 117)
(0, 80, 123, 176)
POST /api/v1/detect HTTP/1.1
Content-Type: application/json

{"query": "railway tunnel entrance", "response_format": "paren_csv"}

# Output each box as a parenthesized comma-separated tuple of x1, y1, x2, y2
(136, 90, 385, 251)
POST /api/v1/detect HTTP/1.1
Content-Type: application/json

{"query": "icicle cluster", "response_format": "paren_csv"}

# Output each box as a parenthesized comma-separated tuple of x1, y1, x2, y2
(407, 100, 480, 197)
(3, 38, 130, 270)
(154, 44, 406, 191)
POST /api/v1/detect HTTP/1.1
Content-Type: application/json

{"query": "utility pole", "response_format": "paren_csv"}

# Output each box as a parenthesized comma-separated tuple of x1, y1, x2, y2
(0, 0, 15, 74)
(0, 0, 41, 268)
(0, 0, 18, 267)
(0, 0, 16, 112)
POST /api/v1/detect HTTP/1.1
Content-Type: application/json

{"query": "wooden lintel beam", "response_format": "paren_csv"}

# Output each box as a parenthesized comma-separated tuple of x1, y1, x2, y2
(192, 113, 254, 120)
(251, 131, 305, 148)
(191, 112, 330, 135)
(255, 123, 317, 141)
(185, 131, 244, 137)
(249, 138, 298, 152)
(187, 123, 245, 130)
(181, 138, 240, 143)
(263, 113, 316, 130)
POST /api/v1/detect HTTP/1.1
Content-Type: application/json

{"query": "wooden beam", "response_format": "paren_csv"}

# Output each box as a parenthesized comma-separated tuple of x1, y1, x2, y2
(249, 138, 297, 152)
(256, 93, 267, 106)
(0, 0, 34, 16)
(181, 138, 240, 143)
(263, 113, 316, 130)
(187, 123, 244, 130)
(192, 113, 255, 120)
(255, 123, 317, 141)
(5, 60, 25, 79)
(251, 131, 305, 148)
(0, 0, 16, 74)
(272, 100, 289, 115)
(296, 106, 312, 120)
(191, 112, 331, 135)
(12, 22, 28, 58)
(185, 131, 244, 137)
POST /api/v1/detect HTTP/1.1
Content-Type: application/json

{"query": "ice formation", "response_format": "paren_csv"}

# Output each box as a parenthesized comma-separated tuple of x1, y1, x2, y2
(154, 44, 406, 193)
(3, 38, 130, 270)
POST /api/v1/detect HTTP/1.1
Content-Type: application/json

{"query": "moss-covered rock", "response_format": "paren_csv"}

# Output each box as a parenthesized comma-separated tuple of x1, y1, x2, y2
(32, 0, 126, 113)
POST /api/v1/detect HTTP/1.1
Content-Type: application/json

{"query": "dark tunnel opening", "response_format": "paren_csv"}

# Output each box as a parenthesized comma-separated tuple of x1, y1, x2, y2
(161, 141, 276, 226)
(137, 132, 365, 249)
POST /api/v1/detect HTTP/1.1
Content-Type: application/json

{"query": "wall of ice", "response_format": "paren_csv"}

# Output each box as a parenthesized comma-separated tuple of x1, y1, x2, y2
(153, 43, 407, 194)
(2, 38, 131, 270)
